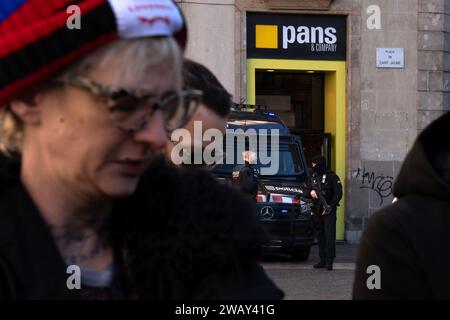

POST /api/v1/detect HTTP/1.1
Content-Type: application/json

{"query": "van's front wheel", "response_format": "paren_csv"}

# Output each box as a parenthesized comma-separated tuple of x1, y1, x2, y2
(290, 246, 311, 261)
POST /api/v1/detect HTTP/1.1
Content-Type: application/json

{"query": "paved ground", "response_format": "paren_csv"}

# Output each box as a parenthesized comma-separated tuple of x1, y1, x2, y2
(262, 243, 358, 300)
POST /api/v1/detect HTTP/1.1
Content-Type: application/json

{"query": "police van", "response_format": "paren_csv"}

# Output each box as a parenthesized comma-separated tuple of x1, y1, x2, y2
(212, 104, 315, 261)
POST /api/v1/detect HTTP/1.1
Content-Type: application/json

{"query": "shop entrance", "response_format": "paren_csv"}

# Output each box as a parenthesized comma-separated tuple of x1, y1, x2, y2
(246, 59, 346, 240)
(255, 70, 330, 168)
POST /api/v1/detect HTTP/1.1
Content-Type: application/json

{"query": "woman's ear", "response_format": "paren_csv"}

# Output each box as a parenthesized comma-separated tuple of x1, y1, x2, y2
(9, 97, 42, 126)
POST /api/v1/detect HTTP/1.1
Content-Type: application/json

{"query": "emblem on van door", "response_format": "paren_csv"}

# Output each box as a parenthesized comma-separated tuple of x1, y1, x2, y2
(260, 206, 275, 220)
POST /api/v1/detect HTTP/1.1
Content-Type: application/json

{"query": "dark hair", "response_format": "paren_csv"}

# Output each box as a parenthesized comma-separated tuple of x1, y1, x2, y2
(183, 59, 232, 118)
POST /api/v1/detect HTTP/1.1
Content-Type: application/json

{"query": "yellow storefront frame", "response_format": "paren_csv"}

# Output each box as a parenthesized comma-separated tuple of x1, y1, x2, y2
(247, 59, 347, 241)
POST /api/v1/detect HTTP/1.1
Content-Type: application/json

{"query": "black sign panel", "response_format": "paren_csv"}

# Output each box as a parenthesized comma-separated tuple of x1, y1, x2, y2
(247, 12, 347, 61)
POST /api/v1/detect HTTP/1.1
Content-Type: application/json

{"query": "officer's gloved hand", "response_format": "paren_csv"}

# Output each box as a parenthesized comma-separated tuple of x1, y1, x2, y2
(322, 205, 332, 215)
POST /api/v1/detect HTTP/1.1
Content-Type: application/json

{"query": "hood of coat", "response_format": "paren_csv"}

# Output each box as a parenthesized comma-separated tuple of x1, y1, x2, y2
(394, 112, 450, 201)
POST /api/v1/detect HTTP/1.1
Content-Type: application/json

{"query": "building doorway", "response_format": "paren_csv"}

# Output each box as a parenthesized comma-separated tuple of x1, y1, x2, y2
(255, 70, 328, 168)
(246, 58, 346, 240)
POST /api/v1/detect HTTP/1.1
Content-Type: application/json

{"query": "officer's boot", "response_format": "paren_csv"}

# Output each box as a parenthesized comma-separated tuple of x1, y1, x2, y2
(314, 259, 326, 268)
(325, 258, 334, 271)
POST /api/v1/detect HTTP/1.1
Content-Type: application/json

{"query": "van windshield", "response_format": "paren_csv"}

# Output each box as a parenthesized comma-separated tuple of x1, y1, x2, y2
(212, 140, 305, 177)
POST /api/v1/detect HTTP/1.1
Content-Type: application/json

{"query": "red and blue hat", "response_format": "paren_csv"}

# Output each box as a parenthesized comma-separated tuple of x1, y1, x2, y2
(0, 0, 187, 106)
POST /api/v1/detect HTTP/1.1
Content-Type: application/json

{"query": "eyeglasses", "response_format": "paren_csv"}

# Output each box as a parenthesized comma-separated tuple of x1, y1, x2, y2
(56, 77, 202, 134)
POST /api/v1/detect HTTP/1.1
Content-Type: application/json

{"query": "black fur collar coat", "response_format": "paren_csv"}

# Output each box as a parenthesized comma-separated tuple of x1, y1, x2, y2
(0, 155, 283, 300)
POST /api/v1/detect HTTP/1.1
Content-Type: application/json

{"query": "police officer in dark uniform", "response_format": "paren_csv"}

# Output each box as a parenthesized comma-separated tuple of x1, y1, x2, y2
(309, 155, 343, 270)
(232, 149, 259, 199)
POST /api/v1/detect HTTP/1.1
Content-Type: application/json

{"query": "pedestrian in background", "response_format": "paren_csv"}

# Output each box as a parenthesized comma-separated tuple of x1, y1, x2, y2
(167, 59, 232, 169)
(353, 112, 450, 299)
(232, 148, 260, 199)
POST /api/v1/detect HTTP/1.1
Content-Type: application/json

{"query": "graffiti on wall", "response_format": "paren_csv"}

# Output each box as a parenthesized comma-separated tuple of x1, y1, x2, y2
(354, 167, 394, 206)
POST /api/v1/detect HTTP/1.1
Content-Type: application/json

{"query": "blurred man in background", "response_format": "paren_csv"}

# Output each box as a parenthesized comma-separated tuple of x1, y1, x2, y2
(167, 59, 232, 169)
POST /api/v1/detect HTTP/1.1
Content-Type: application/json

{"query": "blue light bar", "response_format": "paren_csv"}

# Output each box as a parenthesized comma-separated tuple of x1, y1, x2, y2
(281, 210, 288, 213)
(268, 112, 275, 116)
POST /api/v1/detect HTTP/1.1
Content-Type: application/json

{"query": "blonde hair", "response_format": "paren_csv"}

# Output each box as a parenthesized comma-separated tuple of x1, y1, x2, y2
(0, 110, 23, 156)
(0, 36, 182, 156)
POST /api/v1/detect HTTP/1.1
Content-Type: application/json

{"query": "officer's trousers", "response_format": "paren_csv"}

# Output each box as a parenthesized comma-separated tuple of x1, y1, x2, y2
(312, 207, 337, 262)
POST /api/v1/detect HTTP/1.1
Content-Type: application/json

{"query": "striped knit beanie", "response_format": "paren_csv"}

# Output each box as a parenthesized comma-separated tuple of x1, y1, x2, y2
(0, 0, 187, 106)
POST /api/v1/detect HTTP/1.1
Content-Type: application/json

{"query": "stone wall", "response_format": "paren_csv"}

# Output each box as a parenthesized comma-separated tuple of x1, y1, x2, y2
(417, 0, 450, 132)
(345, 0, 419, 243)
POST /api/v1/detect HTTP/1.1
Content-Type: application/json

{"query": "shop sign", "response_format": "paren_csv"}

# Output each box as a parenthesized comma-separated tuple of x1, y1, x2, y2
(247, 12, 346, 61)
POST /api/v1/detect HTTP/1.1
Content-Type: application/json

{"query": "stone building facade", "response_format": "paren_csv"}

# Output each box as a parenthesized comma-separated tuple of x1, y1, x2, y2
(176, 0, 450, 243)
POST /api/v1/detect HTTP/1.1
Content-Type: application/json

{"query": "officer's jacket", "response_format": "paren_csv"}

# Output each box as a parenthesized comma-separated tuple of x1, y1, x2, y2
(311, 171, 343, 207)
(232, 164, 259, 197)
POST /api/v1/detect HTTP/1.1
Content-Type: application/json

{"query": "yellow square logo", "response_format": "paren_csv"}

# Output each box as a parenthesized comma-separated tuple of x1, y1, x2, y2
(255, 25, 278, 49)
